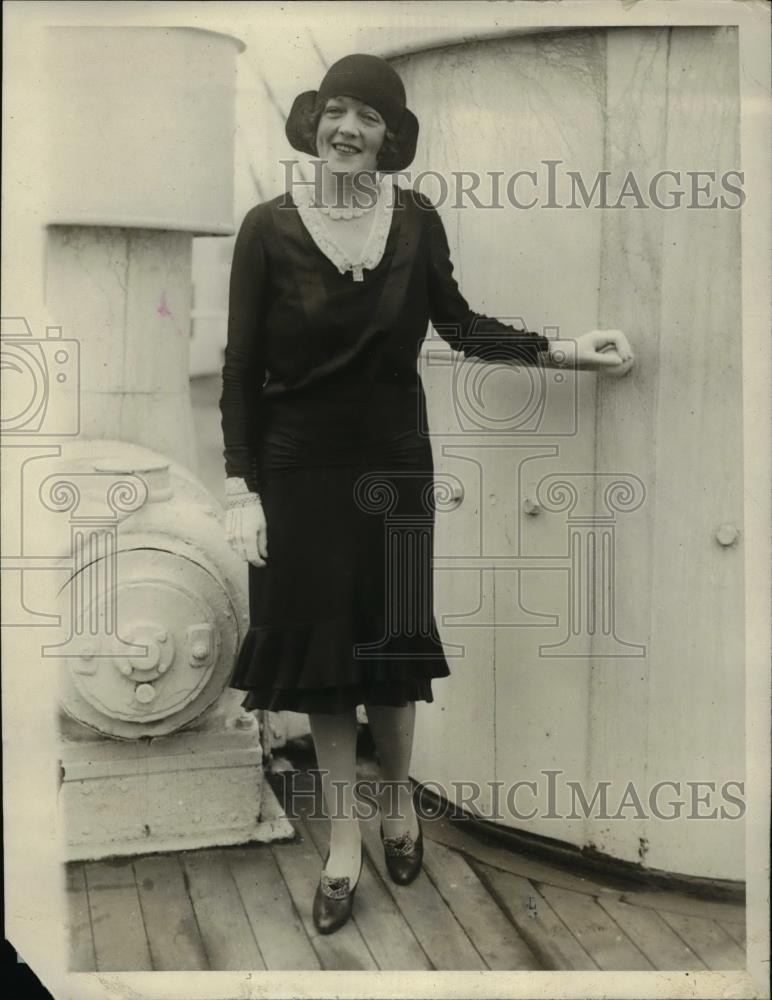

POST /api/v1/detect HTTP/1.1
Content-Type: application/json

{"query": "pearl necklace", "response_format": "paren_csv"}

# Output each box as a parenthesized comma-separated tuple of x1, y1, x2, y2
(316, 202, 374, 221)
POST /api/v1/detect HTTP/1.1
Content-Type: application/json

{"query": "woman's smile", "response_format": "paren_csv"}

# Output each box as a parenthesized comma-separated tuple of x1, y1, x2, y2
(331, 141, 361, 156)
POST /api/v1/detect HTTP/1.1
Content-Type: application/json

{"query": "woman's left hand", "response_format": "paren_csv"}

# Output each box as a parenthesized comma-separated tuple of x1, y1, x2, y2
(549, 330, 635, 374)
(574, 329, 635, 375)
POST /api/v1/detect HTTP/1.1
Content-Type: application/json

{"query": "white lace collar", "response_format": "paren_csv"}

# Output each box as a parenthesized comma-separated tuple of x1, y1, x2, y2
(293, 175, 395, 282)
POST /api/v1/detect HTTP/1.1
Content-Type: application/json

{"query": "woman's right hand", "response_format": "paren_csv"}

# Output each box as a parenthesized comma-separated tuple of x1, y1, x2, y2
(224, 478, 268, 567)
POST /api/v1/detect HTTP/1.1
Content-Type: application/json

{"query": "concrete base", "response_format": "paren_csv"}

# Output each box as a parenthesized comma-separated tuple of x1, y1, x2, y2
(59, 702, 295, 862)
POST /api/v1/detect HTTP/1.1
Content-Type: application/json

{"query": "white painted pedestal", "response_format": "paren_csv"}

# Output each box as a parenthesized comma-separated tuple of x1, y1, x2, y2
(59, 695, 294, 862)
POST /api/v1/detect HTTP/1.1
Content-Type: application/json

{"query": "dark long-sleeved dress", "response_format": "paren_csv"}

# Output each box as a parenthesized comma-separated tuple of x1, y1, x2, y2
(220, 181, 550, 714)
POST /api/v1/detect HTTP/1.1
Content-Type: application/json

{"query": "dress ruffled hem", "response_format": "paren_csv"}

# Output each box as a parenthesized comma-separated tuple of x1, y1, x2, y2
(238, 679, 438, 714)
(229, 617, 451, 714)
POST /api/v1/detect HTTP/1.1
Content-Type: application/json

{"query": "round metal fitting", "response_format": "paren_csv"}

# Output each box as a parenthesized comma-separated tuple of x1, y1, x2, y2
(61, 548, 232, 734)
(715, 523, 740, 547)
(135, 683, 157, 704)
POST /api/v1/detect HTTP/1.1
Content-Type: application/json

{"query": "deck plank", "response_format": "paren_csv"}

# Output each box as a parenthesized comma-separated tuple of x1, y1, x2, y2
(718, 919, 746, 949)
(350, 860, 435, 971)
(620, 889, 745, 923)
(359, 816, 487, 970)
(84, 859, 153, 971)
(181, 850, 266, 971)
(227, 844, 320, 970)
(418, 809, 624, 897)
(133, 855, 209, 970)
(270, 817, 377, 970)
(71, 756, 746, 974)
(65, 864, 96, 972)
(658, 910, 746, 970)
(597, 896, 706, 970)
(422, 839, 542, 970)
(300, 800, 432, 970)
(537, 883, 653, 970)
(470, 859, 597, 970)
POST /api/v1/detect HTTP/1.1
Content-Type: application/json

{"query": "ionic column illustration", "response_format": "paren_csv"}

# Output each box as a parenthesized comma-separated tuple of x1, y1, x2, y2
(352, 471, 465, 658)
(535, 473, 646, 657)
(39, 471, 148, 661)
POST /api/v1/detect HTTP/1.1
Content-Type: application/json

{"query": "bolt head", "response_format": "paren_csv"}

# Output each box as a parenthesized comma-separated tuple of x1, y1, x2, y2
(135, 683, 156, 704)
(716, 523, 739, 546)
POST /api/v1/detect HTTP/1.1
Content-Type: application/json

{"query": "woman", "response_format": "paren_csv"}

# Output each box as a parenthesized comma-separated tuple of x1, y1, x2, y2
(220, 53, 634, 935)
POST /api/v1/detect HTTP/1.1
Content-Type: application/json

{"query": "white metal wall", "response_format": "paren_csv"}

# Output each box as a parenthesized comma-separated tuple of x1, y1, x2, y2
(386, 27, 744, 881)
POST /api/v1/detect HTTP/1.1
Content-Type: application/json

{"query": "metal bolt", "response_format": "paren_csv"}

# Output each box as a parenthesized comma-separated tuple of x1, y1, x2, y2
(119, 663, 132, 676)
(523, 498, 542, 516)
(191, 641, 208, 660)
(157, 661, 169, 674)
(156, 630, 168, 643)
(135, 683, 156, 704)
(715, 523, 740, 547)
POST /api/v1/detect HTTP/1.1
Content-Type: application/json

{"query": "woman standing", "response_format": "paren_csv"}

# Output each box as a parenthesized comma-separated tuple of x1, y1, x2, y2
(220, 53, 634, 935)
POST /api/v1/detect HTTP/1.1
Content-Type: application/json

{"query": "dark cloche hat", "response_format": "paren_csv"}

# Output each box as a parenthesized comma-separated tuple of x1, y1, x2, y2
(285, 53, 419, 172)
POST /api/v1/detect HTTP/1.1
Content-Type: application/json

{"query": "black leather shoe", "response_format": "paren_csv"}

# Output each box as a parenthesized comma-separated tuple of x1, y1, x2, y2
(379, 814, 423, 885)
(312, 844, 363, 935)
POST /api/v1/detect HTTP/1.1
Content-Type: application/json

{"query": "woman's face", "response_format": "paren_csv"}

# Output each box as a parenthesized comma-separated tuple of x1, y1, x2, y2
(315, 95, 386, 174)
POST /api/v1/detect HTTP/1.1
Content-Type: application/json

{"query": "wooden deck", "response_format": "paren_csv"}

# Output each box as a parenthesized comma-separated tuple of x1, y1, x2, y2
(66, 749, 746, 972)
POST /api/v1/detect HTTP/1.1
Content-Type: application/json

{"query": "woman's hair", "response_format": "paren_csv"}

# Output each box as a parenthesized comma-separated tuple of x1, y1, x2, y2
(295, 95, 399, 168)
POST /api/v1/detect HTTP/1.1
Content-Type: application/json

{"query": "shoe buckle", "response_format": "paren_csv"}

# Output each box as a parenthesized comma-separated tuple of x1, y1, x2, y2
(320, 873, 351, 899)
(383, 831, 415, 857)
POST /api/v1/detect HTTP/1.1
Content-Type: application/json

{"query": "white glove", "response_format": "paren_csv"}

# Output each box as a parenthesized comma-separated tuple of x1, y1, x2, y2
(224, 477, 268, 567)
